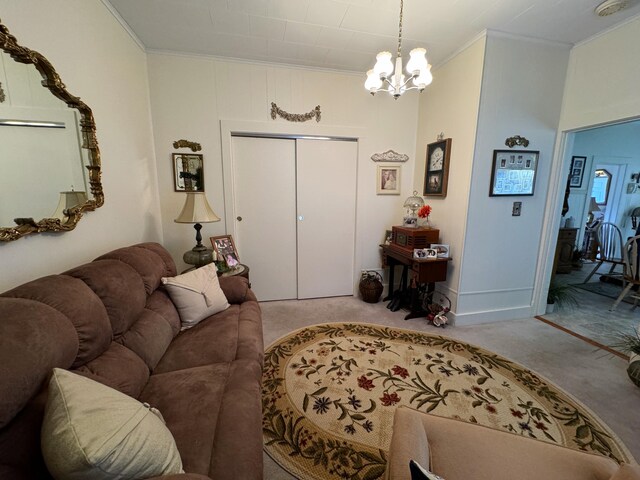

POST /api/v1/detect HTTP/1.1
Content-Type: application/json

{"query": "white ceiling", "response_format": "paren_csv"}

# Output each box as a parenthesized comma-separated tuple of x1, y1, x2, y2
(105, 0, 640, 72)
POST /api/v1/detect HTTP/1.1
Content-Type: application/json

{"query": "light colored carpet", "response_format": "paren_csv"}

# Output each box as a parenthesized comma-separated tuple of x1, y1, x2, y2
(260, 296, 640, 479)
(263, 322, 633, 479)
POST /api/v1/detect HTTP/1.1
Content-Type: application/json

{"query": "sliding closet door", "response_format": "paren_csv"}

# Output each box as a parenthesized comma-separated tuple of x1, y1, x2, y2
(231, 136, 297, 301)
(296, 139, 357, 299)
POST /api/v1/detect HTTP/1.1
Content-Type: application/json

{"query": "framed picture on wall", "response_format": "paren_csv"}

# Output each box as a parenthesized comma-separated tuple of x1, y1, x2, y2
(210, 235, 240, 268)
(173, 153, 204, 192)
(423, 138, 452, 197)
(569, 156, 586, 188)
(377, 165, 401, 195)
(489, 150, 539, 196)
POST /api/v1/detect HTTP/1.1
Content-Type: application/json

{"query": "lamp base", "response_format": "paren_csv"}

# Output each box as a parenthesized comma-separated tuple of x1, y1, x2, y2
(183, 245, 213, 269)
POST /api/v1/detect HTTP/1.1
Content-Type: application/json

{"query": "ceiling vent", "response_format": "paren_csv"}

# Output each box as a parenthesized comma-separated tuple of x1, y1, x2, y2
(595, 0, 633, 16)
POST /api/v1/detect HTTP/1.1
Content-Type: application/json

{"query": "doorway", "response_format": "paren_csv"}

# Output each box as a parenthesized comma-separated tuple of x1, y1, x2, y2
(230, 135, 358, 301)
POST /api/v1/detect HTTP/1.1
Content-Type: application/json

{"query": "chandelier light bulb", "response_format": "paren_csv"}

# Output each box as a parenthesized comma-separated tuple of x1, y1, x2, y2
(373, 51, 394, 77)
(406, 48, 428, 75)
(365, 69, 383, 91)
(413, 65, 433, 88)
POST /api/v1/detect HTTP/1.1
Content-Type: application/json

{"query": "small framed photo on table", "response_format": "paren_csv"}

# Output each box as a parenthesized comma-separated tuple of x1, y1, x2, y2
(210, 235, 240, 269)
(431, 244, 450, 258)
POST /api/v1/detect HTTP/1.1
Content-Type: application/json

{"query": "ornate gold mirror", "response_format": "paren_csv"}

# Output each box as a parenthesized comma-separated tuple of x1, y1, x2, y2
(0, 19, 103, 242)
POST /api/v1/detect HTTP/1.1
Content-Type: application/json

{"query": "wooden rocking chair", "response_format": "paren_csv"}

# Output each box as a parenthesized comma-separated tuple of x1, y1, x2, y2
(582, 222, 625, 284)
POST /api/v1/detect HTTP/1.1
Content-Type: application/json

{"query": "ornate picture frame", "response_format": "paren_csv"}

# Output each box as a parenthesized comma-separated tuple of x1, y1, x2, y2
(490, 150, 539, 196)
(210, 235, 240, 268)
(376, 165, 401, 195)
(423, 138, 452, 197)
(173, 153, 204, 192)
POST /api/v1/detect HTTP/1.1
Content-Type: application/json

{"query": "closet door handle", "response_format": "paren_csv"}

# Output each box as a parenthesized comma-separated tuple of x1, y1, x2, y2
(298, 215, 304, 221)
(237, 216, 243, 221)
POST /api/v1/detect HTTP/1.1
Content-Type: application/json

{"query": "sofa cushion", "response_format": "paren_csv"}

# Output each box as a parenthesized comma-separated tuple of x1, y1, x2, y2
(154, 302, 263, 373)
(140, 364, 231, 475)
(74, 342, 150, 398)
(117, 309, 175, 371)
(65, 259, 147, 338)
(162, 264, 229, 330)
(95, 245, 167, 295)
(146, 289, 182, 336)
(1, 275, 111, 367)
(41, 369, 183, 480)
(0, 298, 78, 429)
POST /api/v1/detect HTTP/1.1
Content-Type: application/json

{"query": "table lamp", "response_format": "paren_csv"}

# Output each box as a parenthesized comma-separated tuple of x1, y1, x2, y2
(51, 189, 88, 220)
(403, 191, 425, 228)
(587, 196, 601, 224)
(175, 192, 220, 268)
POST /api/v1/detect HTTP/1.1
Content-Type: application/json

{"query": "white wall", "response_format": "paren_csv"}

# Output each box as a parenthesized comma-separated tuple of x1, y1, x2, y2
(536, 16, 640, 313)
(458, 32, 570, 323)
(146, 53, 420, 281)
(412, 36, 486, 310)
(0, 0, 162, 292)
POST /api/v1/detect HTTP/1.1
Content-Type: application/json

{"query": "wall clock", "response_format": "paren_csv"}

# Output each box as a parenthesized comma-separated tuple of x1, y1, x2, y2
(423, 138, 452, 197)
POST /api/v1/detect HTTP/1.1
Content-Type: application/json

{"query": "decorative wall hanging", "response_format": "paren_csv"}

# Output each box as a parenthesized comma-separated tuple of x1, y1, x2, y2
(377, 165, 401, 195)
(173, 153, 204, 192)
(270, 102, 321, 123)
(490, 150, 539, 196)
(172, 139, 202, 152)
(371, 150, 409, 163)
(569, 156, 586, 188)
(423, 138, 452, 197)
(0, 81, 5, 103)
(505, 135, 530, 148)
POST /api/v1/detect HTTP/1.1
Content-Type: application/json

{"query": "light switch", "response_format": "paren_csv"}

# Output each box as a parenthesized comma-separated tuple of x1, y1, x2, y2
(512, 202, 522, 216)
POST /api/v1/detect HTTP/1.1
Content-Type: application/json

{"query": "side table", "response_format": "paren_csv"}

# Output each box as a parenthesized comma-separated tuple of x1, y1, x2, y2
(218, 264, 250, 286)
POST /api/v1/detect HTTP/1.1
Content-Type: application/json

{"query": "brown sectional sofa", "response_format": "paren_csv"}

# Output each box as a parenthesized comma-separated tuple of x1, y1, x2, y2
(0, 242, 264, 479)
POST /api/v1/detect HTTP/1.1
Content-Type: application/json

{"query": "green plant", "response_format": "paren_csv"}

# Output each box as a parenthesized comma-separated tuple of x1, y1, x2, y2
(546, 280, 579, 309)
(610, 329, 640, 356)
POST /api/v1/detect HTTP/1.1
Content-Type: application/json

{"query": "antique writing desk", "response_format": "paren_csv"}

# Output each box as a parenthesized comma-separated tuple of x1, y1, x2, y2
(381, 244, 451, 320)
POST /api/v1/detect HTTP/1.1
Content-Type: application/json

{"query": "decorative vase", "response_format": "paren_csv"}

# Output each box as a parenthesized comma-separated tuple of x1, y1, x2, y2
(628, 353, 640, 388)
(418, 217, 432, 229)
(359, 271, 383, 303)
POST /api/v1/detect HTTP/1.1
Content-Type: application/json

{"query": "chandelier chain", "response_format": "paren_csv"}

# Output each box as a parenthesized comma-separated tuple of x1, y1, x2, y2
(397, 0, 403, 59)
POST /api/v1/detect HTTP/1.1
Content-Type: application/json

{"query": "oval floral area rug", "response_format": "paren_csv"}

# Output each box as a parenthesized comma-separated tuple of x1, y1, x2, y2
(262, 323, 632, 480)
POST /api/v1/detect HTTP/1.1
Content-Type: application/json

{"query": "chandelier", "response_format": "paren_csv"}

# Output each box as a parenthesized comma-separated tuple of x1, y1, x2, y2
(364, 0, 432, 99)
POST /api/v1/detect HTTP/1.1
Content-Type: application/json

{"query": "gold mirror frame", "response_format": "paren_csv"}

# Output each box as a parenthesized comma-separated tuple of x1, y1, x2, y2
(0, 19, 103, 242)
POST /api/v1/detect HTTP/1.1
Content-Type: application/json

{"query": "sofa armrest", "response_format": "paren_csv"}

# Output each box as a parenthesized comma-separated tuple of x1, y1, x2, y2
(387, 407, 620, 480)
(611, 465, 640, 480)
(219, 276, 256, 304)
(385, 407, 431, 480)
(145, 474, 212, 480)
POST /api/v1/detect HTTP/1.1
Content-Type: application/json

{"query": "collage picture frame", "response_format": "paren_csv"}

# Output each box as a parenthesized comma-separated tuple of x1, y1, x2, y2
(569, 156, 586, 188)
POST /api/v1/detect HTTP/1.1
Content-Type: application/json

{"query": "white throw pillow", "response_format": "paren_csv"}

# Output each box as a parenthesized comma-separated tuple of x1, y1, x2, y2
(161, 263, 230, 330)
(41, 368, 183, 480)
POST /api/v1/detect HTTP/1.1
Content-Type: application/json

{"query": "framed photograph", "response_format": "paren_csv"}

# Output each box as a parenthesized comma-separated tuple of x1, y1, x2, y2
(413, 248, 427, 259)
(431, 244, 450, 258)
(377, 165, 401, 195)
(173, 153, 204, 192)
(210, 235, 240, 268)
(489, 150, 539, 196)
(569, 155, 586, 188)
(403, 215, 417, 228)
(425, 248, 438, 258)
(384, 229, 393, 245)
(423, 138, 452, 197)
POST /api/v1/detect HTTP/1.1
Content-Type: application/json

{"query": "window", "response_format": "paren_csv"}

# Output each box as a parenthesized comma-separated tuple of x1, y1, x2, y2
(591, 169, 611, 205)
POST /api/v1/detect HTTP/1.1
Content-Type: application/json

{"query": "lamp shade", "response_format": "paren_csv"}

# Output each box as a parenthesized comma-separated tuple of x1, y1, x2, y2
(373, 51, 394, 77)
(174, 192, 220, 224)
(589, 196, 602, 213)
(51, 190, 88, 219)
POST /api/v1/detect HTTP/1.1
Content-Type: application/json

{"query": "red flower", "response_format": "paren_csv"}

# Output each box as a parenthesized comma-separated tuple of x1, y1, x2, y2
(380, 392, 401, 406)
(534, 422, 548, 431)
(392, 365, 409, 379)
(510, 408, 524, 418)
(418, 205, 432, 219)
(485, 405, 497, 414)
(357, 375, 375, 391)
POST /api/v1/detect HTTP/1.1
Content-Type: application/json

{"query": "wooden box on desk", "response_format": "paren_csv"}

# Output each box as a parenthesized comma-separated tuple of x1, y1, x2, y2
(391, 226, 439, 253)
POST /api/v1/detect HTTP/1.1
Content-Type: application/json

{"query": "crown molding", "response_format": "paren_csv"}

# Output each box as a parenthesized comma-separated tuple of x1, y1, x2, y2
(485, 29, 573, 49)
(433, 30, 488, 70)
(100, 0, 146, 52)
(573, 11, 640, 48)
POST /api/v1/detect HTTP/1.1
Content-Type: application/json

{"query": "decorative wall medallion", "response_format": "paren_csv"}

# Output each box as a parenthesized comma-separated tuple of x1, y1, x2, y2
(172, 139, 202, 152)
(270, 102, 321, 123)
(0, 81, 5, 103)
(505, 135, 530, 148)
(371, 150, 409, 163)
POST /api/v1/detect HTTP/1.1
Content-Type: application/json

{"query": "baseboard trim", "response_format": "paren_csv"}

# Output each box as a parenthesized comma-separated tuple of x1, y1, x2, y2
(535, 316, 628, 361)
(450, 306, 533, 325)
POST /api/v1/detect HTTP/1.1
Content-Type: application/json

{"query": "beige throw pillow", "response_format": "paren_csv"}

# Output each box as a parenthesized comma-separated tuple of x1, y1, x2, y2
(161, 263, 230, 330)
(41, 368, 183, 480)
